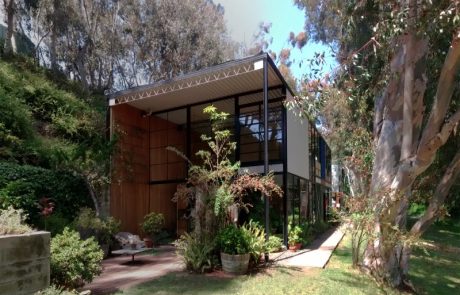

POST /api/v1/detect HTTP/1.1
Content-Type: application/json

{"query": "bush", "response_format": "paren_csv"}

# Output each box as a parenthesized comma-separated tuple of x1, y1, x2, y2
(0, 206, 33, 235)
(34, 285, 78, 295)
(299, 222, 314, 245)
(0, 162, 92, 226)
(241, 220, 266, 263)
(140, 212, 164, 238)
(41, 212, 71, 236)
(312, 220, 330, 235)
(288, 224, 303, 246)
(265, 235, 283, 252)
(74, 208, 120, 247)
(217, 224, 249, 255)
(50, 228, 103, 289)
(175, 232, 215, 273)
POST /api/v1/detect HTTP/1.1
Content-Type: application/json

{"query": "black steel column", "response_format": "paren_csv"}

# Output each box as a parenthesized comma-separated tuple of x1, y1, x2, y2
(281, 86, 288, 246)
(234, 96, 240, 162)
(263, 57, 270, 263)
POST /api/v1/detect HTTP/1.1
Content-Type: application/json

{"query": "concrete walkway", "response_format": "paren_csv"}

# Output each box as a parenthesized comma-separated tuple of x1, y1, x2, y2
(271, 226, 345, 268)
(82, 245, 183, 294)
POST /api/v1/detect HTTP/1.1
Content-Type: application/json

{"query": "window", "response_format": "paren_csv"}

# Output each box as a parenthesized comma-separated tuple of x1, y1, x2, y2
(239, 101, 283, 163)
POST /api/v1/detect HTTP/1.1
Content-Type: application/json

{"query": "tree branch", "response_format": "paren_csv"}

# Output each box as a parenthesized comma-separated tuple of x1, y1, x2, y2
(421, 108, 460, 154)
(410, 149, 460, 236)
(419, 30, 460, 149)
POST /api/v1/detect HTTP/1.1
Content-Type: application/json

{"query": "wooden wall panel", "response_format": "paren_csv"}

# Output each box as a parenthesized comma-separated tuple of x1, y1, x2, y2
(110, 104, 150, 235)
(149, 114, 187, 235)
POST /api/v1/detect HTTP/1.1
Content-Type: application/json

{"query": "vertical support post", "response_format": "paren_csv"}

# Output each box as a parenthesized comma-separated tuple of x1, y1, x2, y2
(235, 96, 240, 162)
(186, 106, 191, 171)
(263, 57, 270, 263)
(281, 87, 288, 246)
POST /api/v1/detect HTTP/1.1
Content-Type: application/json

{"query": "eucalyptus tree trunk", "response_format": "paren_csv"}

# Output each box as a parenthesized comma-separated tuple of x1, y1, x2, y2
(362, 1, 460, 287)
(3, 0, 16, 55)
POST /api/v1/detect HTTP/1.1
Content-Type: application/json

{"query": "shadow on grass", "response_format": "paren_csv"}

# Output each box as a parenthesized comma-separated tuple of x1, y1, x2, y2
(410, 248, 460, 295)
(114, 271, 240, 295)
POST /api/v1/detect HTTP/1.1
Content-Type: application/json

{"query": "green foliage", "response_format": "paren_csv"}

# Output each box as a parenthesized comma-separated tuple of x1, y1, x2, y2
(217, 224, 250, 255)
(174, 232, 216, 273)
(408, 203, 427, 217)
(0, 206, 33, 235)
(50, 228, 103, 289)
(0, 162, 92, 226)
(74, 208, 120, 246)
(34, 285, 79, 295)
(299, 221, 314, 245)
(265, 235, 283, 252)
(140, 212, 165, 238)
(0, 57, 114, 219)
(288, 224, 303, 246)
(41, 212, 71, 237)
(241, 220, 266, 263)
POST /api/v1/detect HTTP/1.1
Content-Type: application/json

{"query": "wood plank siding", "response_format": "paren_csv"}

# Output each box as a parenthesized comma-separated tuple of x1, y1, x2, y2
(110, 104, 186, 236)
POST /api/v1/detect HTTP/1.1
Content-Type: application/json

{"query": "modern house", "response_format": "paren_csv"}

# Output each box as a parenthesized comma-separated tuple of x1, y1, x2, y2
(108, 53, 331, 243)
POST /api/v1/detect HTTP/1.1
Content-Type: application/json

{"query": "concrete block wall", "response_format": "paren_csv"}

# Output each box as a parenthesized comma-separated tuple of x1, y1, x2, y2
(0, 231, 50, 295)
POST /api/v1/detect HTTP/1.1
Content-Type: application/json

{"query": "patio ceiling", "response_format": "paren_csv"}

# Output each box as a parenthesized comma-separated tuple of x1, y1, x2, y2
(108, 53, 293, 113)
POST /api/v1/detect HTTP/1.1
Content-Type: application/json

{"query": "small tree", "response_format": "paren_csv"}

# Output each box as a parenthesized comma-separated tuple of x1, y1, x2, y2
(172, 106, 282, 271)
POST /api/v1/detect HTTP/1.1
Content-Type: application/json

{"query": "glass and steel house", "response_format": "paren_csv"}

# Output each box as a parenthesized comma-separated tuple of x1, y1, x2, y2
(108, 53, 331, 244)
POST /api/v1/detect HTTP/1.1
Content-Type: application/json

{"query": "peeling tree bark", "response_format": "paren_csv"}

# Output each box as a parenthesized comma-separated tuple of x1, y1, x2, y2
(3, 0, 16, 55)
(363, 21, 460, 288)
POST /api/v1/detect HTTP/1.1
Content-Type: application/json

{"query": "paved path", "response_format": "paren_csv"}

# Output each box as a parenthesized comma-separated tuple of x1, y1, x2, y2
(82, 245, 183, 294)
(271, 226, 345, 268)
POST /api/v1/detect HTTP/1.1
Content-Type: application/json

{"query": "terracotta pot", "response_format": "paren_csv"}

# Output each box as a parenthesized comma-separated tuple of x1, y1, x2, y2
(144, 238, 153, 248)
(288, 243, 302, 252)
(221, 252, 250, 275)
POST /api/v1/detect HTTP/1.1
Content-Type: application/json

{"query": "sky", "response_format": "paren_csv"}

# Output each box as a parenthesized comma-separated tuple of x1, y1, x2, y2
(215, 0, 335, 80)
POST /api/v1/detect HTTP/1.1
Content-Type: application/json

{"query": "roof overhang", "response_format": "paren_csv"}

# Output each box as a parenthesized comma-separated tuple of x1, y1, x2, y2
(109, 53, 294, 113)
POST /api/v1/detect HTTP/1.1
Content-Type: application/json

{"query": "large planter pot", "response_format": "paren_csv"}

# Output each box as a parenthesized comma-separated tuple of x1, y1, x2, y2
(0, 231, 50, 295)
(288, 243, 302, 252)
(220, 252, 250, 275)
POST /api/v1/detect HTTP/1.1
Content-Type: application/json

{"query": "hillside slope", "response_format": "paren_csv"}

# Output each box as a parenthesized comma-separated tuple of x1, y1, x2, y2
(0, 57, 107, 230)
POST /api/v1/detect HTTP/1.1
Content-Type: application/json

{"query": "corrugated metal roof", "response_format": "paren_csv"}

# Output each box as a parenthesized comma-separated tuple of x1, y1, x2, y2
(109, 53, 293, 113)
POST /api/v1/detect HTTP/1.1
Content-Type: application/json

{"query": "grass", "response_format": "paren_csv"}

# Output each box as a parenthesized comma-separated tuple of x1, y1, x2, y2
(116, 220, 460, 295)
(409, 219, 460, 295)
(116, 235, 395, 295)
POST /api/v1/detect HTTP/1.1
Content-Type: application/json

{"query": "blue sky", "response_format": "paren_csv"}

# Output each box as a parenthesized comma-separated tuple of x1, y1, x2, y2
(215, 0, 335, 80)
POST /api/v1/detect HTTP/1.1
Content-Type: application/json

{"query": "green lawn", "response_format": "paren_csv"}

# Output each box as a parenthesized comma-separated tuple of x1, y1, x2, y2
(410, 220, 460, 295)
(117, 221, 459, 295)
(117, 236, 396, 295)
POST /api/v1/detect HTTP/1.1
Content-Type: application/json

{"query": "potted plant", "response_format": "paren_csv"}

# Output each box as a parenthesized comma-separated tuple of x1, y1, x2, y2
(217, 224, 250, 275)
(140, 212, 164, 247)
(288, 224, 303, 252)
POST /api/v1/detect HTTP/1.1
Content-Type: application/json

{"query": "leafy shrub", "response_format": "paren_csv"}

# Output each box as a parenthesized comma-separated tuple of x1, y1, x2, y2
(0, 206, 33, 235)
(41, 212, 71, 236)
(74, 208, 120, 246)
(299, 222, 314, 245)
(175, 232, 216, 273)
(241, 220, 266, 263)
(50, 228, 103, 289)
(217, 224, 249, 255)
(0, 180, 38, 219)
(265, 235, 283, 252)
(0, 162, 92, 226)
(408, 202, 427, 217)
(288, 224, 303, 246)
(312, 220, 330, 235)
(140, 212, 165, 238)
(34, 285, 78, 295)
